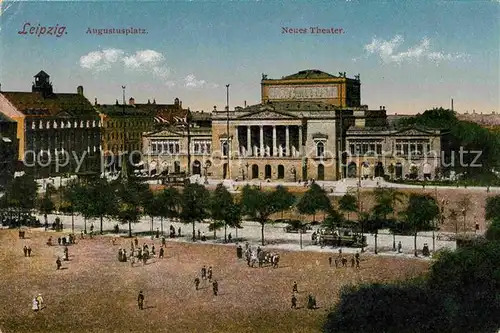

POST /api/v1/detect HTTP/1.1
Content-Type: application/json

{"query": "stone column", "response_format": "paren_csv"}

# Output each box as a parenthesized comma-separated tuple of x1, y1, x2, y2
(298, 125, 303, 157)
(247, 126, 251, 157)
(285, 125, 290, 156)
(260, 125, 264, 157)
(272, 126, 277, 157)
(235, 126, 239, 156)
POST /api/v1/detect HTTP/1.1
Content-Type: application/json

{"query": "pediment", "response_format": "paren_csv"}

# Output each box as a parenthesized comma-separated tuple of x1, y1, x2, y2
(393, 127, 436, 136)
(55, 111, 72, 118)
(145, 128, 183, 137)
(237, 109, 298, 120)
(312, 132, 328, 139)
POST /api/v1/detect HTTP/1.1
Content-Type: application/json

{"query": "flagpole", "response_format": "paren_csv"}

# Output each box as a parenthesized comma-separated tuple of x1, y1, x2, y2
(187, 108, 191, 177)
(226, 84, 230, 179)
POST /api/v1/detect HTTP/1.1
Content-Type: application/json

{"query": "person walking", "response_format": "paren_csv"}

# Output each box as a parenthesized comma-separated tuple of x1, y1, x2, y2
(32, 296, 39, 312)
(207, 266, 213, 282)
(56, 257, 62, 270)
(201, 265, 207, 280)
(137, 291, 144, 310)
(23, 246, 28, 257)
(328, 257, 332, 266)
(194, 277, 200, 290)
(36, 294, 44, 310)
(291, 293, 297, 309)
(212, 280, 218, 296)
(292, 281, 298, 293)
(159, 247, 164, 259)
(397, 241, 402, 253)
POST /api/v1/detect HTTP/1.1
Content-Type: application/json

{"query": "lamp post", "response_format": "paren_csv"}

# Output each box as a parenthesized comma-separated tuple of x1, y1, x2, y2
(226, 84, 231, 179)
(462, 208, 466, 234)
(204, 160, 211, 185)
(300, 228, 303, 249)
(245, 162, 249, 182)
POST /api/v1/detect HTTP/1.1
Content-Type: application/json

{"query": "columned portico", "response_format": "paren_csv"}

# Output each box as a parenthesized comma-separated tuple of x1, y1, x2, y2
(285, 125, 290, 157)
(272, 126, 277, 157)
(246, 126, 251, 156)
(259, 125, 264, 157)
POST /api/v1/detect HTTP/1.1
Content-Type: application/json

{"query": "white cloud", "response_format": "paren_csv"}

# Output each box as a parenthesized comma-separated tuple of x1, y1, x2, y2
(184, 74, 207, 88)
(79, 49, 124, 71)
(80, 49, 216, 88)
(362, 35, 469, 64)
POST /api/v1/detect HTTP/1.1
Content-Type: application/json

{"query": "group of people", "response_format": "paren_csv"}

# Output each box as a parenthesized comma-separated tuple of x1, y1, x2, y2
(328, 250, 361, 269)
(122, 238, 167, 266)
(194, 265, 218, 295)
(242, 243, 280, 268)
(290, 282, 317, 310)
(22, 245, 33, 257)
(31, 294, 44, 311)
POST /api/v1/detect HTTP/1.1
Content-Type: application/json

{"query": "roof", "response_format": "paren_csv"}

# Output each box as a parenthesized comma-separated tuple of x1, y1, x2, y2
(1, 92, 97, 117)
(281, 70, 338, 80)
(346, 125, 440, 136)
(0, 113, 15, 123)
(96, 104, 153, 116)
(34, 70, 50, 78)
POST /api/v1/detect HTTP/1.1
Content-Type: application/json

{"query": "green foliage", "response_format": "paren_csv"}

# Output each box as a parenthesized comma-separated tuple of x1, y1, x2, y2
(296, 183, 332, 218)
(209, 183, 236, 239)
(485, 195, 500, 221)
(403, 194, 439, 232)
(157, 186, 180, 220)
(270, 185, 296, 215)
(322, 209, 345, 230)
(115, 178, 149, 237)
(180, 183, 210, 241)
(38, 194, 55, 215)
(85, 178, 119, 233)
(324, 241, 500, 333)
(485, 218, 500, 241)
(4, 175, 38, 211)
(338, 194, 357, 219)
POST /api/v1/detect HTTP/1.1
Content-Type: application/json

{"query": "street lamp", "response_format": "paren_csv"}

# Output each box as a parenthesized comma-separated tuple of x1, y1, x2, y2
(462, 208, 466, 234)
(245, 162, 249, 182)
(204, 160, 212, 185)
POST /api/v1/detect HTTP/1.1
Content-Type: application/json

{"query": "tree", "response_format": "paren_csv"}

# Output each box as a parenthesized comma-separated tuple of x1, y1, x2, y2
(403, 194, 439, 256)
(143, 189, 164, 236)
(338, 194, 357, 222)
(387, 163, 395, 179)
(85, 178, 118, 234)
(448, 208, 459, 235)
(372, 188, 405, 252)
(4, 175, 38, 227)
(296, 183, 332, 222)
(271, 185, 296, 219)
(485, 195, 500, 221)
(60, 179, 85, 233)
(459, 195, 472, 233)
(179, 183, 210, 241)
(157, 186, 180, 236)
(210, 183, 238, 242)
(240, 185, 277, 246)
(115, 179, 149, 237)
(38, 193, 55, 217)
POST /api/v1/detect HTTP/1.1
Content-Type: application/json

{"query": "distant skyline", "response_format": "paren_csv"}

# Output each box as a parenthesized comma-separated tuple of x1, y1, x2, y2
(0, 0, 498, 114)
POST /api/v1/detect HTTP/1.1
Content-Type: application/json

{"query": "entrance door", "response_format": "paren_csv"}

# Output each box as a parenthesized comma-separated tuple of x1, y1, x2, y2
(277, 165, 285, 179)
(223, 163, 228, 179)
(252, 164, 259, 179)
(317, 164, 325, 180)
(265, 165, 272, 179)
(192, 160, 201, 175)
(395, 163, 403, 179)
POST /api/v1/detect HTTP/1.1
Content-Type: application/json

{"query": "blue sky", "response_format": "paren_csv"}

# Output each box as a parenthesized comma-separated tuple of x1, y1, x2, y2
(0, 0, 498, 114)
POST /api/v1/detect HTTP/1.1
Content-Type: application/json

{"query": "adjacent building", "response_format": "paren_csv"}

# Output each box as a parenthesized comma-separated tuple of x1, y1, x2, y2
(0, 71, 101, 177)
(0, 113, 19, 188)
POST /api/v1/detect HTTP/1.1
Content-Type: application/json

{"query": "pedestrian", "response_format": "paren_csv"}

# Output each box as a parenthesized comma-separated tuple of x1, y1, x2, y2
(161, 236, 166, 247)
(341, 257, 347, 267)
(56, 257, 62, 270)
(57, 237, 61, 246)
(151, 245, 155, 256)
(32, 296, 39, 312)
(212, 280, 218, 296)
(228, 233, 232, 242)
(36, 294, 44, 310)
(80, 230, 84, 239)
(156, 228, 160, 239)
(134, 237, 139, 247)
(351, 256, 355, 267)
(334, 258, 339, 268)
(328, 257, 332, 266)
(356, 256, 360, 269)
(159, 247, 164, 259)
(292, 281, 298, 293)
(198, 229, 201, 240)
(178, 227, 181, 237)
(201, 265, 207, 280)
(397, 241, 402, 253)
(291, 293, 297, 309)
(137, 291, 144, 310)
(207, 266, 213, 282)
(64, 246, 69, 261)
(194, 277, 200, 290)
(23, 246, 28, 257)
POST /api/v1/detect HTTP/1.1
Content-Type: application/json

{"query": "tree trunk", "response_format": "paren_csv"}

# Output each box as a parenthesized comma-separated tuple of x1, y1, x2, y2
(224, 223, 227, 243)
(192, 221, 196, 242)
(71, 212, 74, 234)
(261, 222, 265, 246)
(128, 221, 132, 238)
(347, 212, 350, 222)
(392, 233, 396, 251)
(151, 216, 154, 235)
(84, 217, 87, 233)
(213, 227, 216, 240)
(374, 232, 378, 254)
(235, 226, 238, 240)
(100, 216, 103, 234)
(414, 231, 418, 257)
(160, 216, 164, 236)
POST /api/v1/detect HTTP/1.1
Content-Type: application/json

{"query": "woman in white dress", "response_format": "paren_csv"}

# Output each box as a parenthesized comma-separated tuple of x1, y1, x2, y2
(32, 297, 39, 311)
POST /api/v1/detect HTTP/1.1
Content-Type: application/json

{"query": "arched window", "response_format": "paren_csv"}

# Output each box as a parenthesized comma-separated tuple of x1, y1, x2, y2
(316, 142, 325, 157)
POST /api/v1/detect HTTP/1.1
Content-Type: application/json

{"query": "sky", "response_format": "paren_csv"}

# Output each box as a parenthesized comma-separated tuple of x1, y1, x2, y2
(0, 0, 499, 114)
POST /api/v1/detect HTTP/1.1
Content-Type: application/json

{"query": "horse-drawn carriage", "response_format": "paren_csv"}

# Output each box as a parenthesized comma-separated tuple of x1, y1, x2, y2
(318, 227, 367, 247)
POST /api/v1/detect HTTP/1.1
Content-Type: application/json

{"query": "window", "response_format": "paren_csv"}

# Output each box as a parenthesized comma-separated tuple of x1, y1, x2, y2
(221, 140, 228, 156)
(316, 141, 325, 157)
(349, 144, 355, 154)
(376, 144, 382, 155)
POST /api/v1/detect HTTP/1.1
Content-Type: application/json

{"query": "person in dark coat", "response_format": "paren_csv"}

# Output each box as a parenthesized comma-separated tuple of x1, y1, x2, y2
(56, 257, 62, 269)
(159, 247, 164, 259)
(328, 257, 332, 266)
(212, 280, 218, 296)
(201, 265, 207, 280)
(194, 277, 200, 290)
(137, 291, 144, 310)
(291, 293, 297, 309)
(23, 246, 28, 257)
(207, 266, 213, 282)
(292, 281, 298, 293)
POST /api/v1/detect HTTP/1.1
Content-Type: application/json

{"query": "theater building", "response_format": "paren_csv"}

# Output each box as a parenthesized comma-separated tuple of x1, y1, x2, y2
(210, 69, 441, 181)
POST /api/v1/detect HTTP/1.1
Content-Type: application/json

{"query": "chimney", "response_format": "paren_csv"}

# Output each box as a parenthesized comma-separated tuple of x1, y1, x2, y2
(244, 100, 247, 107)
(129, 97, 135, 105)
(451, 98, 454, 111)
(147, 99, 151, 104)
(116, 99, 119, 105)
(153, 98, 156, 104)
(77, 85, 84, 95)
(213, 105, 217, 112)
(379, 106, 382, 110)
(94, 98, 98, 106)
(383, 106, 386, 111)
(180, 101, 182, 107)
